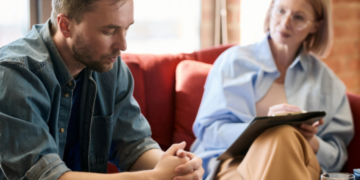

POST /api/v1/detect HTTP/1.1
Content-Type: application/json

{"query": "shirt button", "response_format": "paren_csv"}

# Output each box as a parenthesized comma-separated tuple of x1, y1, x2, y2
(59, 128, 65, 133)
(68, 82, 73, 86)
(64, 93, 69, 98)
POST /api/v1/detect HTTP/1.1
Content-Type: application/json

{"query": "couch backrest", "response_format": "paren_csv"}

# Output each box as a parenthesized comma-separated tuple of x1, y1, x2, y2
(114, 45, 360, 173)
(121, 45, 233, 150)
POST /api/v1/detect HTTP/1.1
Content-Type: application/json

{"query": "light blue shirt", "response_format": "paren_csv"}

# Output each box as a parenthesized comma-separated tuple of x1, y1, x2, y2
(191, 35, 354, 178)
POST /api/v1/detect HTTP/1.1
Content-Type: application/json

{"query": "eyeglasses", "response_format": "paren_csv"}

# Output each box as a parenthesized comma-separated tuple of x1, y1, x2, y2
(271, 6, 316, 30)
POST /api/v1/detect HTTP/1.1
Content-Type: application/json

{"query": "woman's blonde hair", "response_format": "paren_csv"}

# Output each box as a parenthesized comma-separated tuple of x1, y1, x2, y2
(263, 0, 333, 58)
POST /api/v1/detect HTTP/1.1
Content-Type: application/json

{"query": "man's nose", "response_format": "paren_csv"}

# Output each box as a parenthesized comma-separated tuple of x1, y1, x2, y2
(113, 31, 127, 51)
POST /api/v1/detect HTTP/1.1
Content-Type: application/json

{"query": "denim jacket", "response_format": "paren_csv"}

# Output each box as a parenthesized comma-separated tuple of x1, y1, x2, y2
(0, 20, 160, 180)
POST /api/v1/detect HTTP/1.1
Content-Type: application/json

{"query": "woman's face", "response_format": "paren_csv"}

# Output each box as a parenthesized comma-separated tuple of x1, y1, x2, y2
(269, 0, 319, 47)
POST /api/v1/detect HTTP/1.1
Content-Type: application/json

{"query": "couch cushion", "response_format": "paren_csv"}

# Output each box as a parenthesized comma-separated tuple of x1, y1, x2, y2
(194, 44, 235, 64)
(174, 60, 212, 150)
(121, 45, 233, 150)
(122, 53, 197, 150)
(123, 59, 147, 116)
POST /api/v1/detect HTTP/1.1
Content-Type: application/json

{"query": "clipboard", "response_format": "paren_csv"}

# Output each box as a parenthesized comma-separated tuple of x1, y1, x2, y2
(217, 111, 326, 160)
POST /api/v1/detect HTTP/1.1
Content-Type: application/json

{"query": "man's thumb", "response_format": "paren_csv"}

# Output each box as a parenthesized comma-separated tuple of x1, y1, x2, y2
(165, 141, 186, 156)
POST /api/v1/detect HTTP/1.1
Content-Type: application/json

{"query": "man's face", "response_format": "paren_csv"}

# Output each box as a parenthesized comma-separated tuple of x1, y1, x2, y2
(70, 0, 134, 72)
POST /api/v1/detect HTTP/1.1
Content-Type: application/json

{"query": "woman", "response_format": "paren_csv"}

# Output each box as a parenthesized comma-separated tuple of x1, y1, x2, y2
(191, 0, 354, 179)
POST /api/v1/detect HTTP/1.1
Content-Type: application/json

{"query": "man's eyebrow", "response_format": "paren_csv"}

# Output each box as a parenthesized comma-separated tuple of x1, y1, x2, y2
(102, 22, 135, 29)
(102, 24, 121, 29)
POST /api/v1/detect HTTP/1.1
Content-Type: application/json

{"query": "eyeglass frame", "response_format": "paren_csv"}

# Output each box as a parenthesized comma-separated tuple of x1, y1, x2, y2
(270, 5, 319, 31)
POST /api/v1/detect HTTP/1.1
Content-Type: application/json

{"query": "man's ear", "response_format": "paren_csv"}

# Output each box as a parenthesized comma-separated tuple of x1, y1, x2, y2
(57, 14, 72, 38)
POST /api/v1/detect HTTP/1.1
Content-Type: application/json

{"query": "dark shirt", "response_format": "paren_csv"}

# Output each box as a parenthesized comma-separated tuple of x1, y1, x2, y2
(63, 72, 84, 171)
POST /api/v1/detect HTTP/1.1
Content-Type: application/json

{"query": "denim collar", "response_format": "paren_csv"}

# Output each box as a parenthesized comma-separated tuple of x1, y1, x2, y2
(37, 19, 78, 88)
(254, 32, 309, 73)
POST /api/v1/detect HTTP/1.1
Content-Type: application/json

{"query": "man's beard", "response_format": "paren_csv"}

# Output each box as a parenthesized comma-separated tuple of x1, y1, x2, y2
(72, 33, 120, 73)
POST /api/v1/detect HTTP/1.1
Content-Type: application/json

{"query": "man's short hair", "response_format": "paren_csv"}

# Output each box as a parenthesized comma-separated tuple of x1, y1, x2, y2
(263, 0, 333, 58)
(51, 0, 124, 30)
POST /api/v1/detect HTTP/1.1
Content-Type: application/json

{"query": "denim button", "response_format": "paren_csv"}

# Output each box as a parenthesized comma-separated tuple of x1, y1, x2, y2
(64, 93, 69, 98)
(59, 128, 65, 133)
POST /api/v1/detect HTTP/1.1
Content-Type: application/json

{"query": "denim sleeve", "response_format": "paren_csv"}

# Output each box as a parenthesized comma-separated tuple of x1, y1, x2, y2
(108, 60, 161, 171)
(0, 63, 70, 179)
(25, 154, 70, 180)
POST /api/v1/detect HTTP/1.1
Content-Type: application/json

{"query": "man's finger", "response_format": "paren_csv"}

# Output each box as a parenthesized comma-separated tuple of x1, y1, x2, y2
(184, 152, 196, 160)
(175, 154, 202, 173)
(176, 149, 187, 158)
(165, 142, 186, 156)
(174, 166, 204, 180)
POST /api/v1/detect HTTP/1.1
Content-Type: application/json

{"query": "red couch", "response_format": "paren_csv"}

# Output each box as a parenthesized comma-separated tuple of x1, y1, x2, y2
(108, 45, 360, 173)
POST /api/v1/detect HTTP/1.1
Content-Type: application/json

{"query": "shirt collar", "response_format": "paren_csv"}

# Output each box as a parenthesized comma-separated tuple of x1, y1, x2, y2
(289, 49, 309, 72)
(37, 19, 92, 87)
(254, 32, 309, 73)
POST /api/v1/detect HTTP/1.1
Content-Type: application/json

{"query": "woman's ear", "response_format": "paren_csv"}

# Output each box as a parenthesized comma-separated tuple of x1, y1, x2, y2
(310, 19, 323, 34)
(57, 14, 72, 38)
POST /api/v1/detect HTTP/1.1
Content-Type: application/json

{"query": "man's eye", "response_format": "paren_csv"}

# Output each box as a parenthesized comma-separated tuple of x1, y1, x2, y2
(103, 31, 114, 35)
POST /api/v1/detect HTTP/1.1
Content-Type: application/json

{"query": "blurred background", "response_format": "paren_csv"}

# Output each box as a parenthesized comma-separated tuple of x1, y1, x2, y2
(0, 0, 359, 93)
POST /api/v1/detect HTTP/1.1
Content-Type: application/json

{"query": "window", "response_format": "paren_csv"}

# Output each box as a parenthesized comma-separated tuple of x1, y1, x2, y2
(0, 0, 201, 54)
(126, 0, 201, 54)
(240, 0, 272, 46)
(0, 0, 30, 47)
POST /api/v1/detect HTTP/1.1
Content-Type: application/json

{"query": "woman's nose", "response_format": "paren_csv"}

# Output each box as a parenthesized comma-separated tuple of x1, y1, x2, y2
(281, 14, 292, 29)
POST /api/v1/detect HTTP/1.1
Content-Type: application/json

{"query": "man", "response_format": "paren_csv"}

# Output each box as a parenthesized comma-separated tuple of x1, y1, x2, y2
(0, 0, 204, 179)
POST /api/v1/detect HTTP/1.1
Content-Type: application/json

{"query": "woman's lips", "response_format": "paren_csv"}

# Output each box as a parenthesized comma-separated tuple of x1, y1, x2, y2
(279, 31, 291, 38)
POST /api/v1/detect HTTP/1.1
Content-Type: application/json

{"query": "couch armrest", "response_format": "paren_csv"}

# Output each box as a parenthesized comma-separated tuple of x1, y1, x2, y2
(343, 92, 360, 172)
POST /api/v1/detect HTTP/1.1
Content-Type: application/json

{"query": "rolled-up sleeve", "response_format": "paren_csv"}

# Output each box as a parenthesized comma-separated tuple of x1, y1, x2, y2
(316, 90, 354, 172)
(26, 154, 70, 180)
(0, 63, 70, 180)
(109, 60, 161, 171)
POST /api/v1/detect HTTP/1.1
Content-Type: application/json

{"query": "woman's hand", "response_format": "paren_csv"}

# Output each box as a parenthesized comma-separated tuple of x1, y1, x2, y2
(267, 104, 324, 153)
(267, 103, 301, 116)
(295, 119, 324, 153)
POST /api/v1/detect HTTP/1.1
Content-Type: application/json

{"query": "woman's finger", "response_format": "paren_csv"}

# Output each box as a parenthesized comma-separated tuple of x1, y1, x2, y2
(268, 104, 301, 116)
(300, 123, 317, 134)
(297, 128, 313, 139)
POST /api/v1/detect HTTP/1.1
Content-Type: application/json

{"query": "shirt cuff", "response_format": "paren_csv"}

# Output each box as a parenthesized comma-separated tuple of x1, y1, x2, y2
(26, 153, 70, 180)
(315, 135, 335, 170)
(117, 137, 161, 171)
